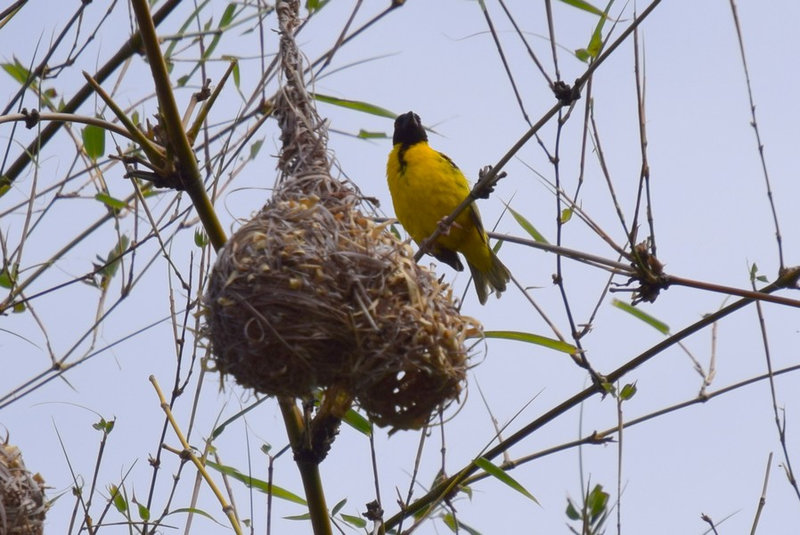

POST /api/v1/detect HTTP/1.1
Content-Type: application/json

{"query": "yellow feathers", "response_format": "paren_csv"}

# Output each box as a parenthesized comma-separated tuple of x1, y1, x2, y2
(386, 111, 510, 304)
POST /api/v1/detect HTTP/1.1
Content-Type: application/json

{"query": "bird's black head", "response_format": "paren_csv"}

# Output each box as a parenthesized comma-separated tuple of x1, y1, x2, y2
(392, 111, 428, 146)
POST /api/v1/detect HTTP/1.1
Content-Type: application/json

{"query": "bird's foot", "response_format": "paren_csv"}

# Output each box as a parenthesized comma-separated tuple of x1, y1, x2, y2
(475, 165, 507, 199)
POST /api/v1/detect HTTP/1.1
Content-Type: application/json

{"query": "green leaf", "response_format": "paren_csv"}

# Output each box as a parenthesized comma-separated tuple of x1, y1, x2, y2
(343, 408, 371, 436)
(179, 3, 237, 86)
(94, 192, 128, 211)
(95, 235, 130, 290)
(749, 262, 759, 280)
(473, 457, 538, 504)
(573, 2, 613, 61)
(249, 139, 264, 160)
(452, 517, 482, 535)
(137, 502, 150, 521)
(557, 0, 606, 17)
(285, 513, 311, 521)
(211, 396, 269, 440)
(483, 330, 577, 355)
(82, 124, 106, 161)
(165, 507, 225, 526)
(575, 48, 591, 63)
(109, 485, 127, 513)
(205, 461, 306, 505)
(586, 22, 605, 59)
(232, 60, 241, 88)
(0, 175, 10, 198)
(194, 229, 209, 248)
(306, 0, 329, 13)
(508, 206, 549, 244)
(2, 58, 31, 84)
(341, 513, 366, 528)
(560, 207, 573, 223)
(357, 129, 388, 139)
(611, 298, 669, 334)
(93, 417, 115, 434)
(565, 498, 580, 520)
(389, 223, 402, 240)
(619, 382, 637, 401)
(442, 512, 457, 531)
(219, 2, 236, 27)
(587, 484, 609, 520)
(313, 93, 396, 118)
(0, 262, 18, 289)
(331, 498, 346, 516)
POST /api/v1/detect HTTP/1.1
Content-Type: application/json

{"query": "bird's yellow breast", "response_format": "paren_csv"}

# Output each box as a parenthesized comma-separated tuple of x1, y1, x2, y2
(387, 142, 493, 272)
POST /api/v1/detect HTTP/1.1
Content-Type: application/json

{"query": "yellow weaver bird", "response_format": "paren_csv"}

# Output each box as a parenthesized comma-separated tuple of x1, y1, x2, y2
(386, 111, 510, 304)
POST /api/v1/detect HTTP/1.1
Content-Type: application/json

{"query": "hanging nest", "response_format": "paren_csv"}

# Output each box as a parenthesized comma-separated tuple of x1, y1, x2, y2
(205, 185, 481, 429)
(0, 440, 47, 535)
(204, 0, 481, 431)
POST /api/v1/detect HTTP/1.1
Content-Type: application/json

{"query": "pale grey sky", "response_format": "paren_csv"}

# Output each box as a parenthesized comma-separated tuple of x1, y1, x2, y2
(2, 1, 800, 533)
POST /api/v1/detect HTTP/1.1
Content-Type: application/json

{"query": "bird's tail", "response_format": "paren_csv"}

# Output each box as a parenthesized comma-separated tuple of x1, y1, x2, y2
(468, 250, 510, 305)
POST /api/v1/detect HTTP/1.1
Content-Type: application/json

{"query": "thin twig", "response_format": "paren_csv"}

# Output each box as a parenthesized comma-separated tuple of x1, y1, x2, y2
(750, 452, 773, 535)
(478, 0, 531, 125)
(727, 0, 784, 269)
(750, 272, 800, 501)
(150, 375, 242, 535)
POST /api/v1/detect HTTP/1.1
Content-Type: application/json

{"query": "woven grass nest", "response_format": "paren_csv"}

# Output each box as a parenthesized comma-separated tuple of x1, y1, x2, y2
(1, 440, 47, 535)
(206, 183, 481, 430)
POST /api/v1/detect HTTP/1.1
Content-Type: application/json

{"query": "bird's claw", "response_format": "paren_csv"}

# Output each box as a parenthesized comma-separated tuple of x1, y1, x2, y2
(474, 165, 507, 199)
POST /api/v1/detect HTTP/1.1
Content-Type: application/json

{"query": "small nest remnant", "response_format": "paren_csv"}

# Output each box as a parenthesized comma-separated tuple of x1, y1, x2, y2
(206, 186, 481, 430)
(0, 440, 47, 535)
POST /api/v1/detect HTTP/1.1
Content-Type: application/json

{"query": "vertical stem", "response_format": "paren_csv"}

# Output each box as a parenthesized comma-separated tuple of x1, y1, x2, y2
(279, 398, 333, 535)
(129, 0, 227, 251)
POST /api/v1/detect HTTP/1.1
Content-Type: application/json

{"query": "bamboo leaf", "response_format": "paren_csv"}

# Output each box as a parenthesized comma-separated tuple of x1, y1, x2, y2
(1, 57, 30, 84)
(343, 407, 371, 436)
(483, 330, 577, 354)
(612, 299, 669, 334)
(94, 192, 128, 211)
(474, 457, 539, 504)
(109, 485, 128, 513)
(341, 513, 366, 528)
(508, 206, 548, 243)
(331, 498, 347, 516)
(313, 93, 396, 118)
(205, 461, 306, 505)
(166, 507, 225, 526)
(357, 129, 388, 139)
(557, 0, 606, 17)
